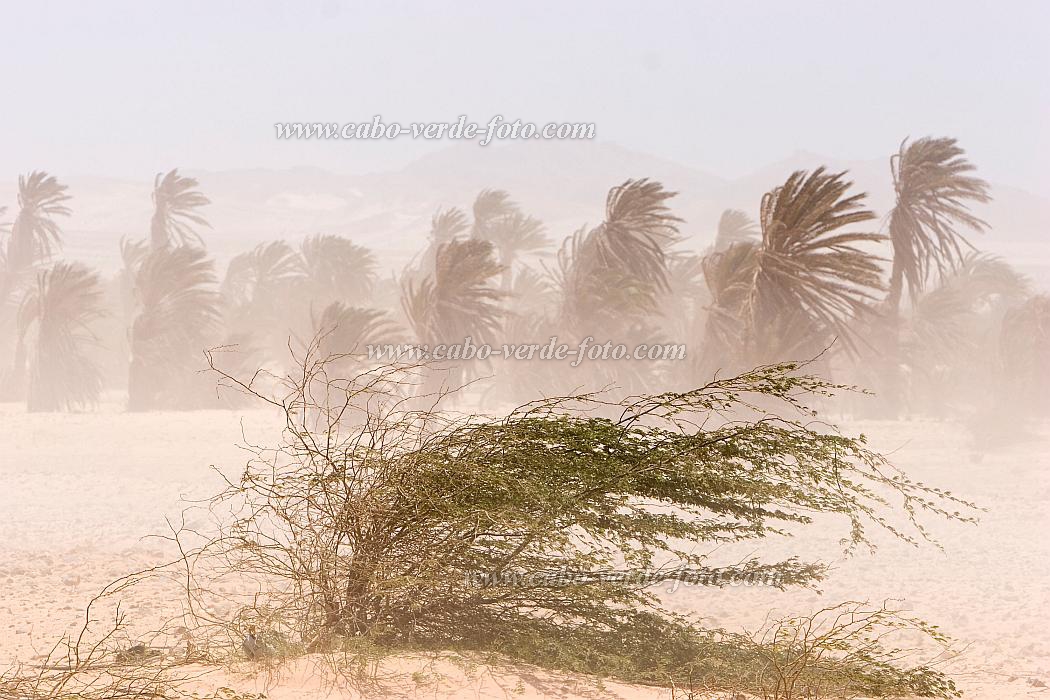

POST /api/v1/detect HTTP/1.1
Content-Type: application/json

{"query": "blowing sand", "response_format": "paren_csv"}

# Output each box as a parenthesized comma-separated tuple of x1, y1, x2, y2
(1, 401, 1048, 699)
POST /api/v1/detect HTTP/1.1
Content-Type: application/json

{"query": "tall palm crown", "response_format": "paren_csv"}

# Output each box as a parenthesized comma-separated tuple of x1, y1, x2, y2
(745, 168, 884, 358)
(470, 190, 550, 291)
(712, 209, 758, 252)
(313, 302, 400, 360)
(223, 240, 305, 314)
(559, 179, 680, 330)
(477, 211, 549, 292)
(149, 169, 210, 249)
(7, 172, 71, 272)
(18, 263, 106, 411)
(471, 189, 517, 239)
(886, 137, 990, 314)
(300, 234, 377, 303)
(402, 238, 504, 347)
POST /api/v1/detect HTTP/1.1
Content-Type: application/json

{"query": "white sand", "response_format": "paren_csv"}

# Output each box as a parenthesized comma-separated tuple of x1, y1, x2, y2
(1, 401, 1048, 698)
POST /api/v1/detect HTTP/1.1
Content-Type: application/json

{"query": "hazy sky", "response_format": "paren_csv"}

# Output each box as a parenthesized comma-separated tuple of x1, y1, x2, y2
(2, 1, 1047, 195)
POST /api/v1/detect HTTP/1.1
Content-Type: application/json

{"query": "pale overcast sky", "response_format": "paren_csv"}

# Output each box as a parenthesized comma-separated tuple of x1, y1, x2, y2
(2, 1, 1047, 195)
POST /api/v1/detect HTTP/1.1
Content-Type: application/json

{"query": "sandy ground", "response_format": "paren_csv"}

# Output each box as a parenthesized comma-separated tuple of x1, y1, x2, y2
(1, 400, 1048, 699)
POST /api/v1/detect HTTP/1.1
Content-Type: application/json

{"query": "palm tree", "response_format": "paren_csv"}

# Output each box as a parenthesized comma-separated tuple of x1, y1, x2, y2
(547, 180, 681, 393)
(903, 253, 1029, 414)
(5, 172, 71, 273)
(128, 246, 221, 409)
(742, 168, 884, 362)
(558, 179, 681, 333)
(300, 234, 377, 305)
(313, 302, 400, 360)
(886, 137, 990, 317)
(471, 189, 518, 239)
(149, 169, 210, 249)
(412, 208, 470, 284)
(469, 190, 550, 292)
(401, 238, 504, 397)
(1, 173, 72, 400)
(695, 241, 758, 377)
(222, 241, 306, 347)
(18, 263, 106, 411)
(712, 209, 758, 252)
(475, 211, 549, 292)
(402, 238, 504, 347)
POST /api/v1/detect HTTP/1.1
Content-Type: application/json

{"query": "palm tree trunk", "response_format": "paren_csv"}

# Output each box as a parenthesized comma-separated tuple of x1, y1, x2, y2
(499, 247, 514, 293)
(877, 256, 906, 418)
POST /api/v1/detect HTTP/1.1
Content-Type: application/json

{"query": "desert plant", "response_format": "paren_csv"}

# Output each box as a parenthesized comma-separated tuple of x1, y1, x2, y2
(720, 601, 959, 699)
(186, 345, 974, 698)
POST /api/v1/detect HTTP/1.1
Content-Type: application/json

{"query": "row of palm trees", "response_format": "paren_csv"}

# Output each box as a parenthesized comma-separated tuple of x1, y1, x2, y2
(0, 136, 1047, 418)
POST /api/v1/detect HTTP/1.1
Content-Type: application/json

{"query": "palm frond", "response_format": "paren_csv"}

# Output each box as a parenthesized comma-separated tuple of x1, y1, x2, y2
(129, 245, 221, 409)
(7, 172, 71, 270)
(471, 189, 518, 238)
(431, 208, 470, 244)
(747, 167, 884, 357)
(591, 178, 681, 292)
(150, 169, 211, 249)
(314, 302, 401, 358)
(713, 209, 758, 251)
(300, 234, 376, 302)
(19, 262, 106, 411)
(888, 137, 991, 303)
(401, 238, 504, 346)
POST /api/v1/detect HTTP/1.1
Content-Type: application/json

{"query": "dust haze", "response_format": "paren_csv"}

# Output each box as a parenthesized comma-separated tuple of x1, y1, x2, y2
(1, 3, 1049, 699)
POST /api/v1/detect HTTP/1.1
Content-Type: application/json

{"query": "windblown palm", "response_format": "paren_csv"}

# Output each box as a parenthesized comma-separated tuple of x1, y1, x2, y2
(485, 266, 562, 404)
(550, 180, 681, 392)
(300, 234, 376, 304)
(695, 241, 758, 377)
(903, 253, 1029, 413)
(129, 246, 221, 409)
(313, 302, 400, 360)
(401, 238, 504, 398)
(743, 168, 884, 361)
(559, 179, 680, 331)
(6, 172, 71, 273)
(1, 173, 72, 400)
(414, 208, 470, 282)
(402, 238, 504, 347)
(886, 137, 990, 315)
(471, 189, 518, 239)
(221, 241, 307, 363)
(150, 169, 210, 249)
(470, 190, 549, 291)
(1000, 294, 1050, 414)
(475, 211, 549, 291)
(18, 263, 106, 411)
(712, 209, 758, 252)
